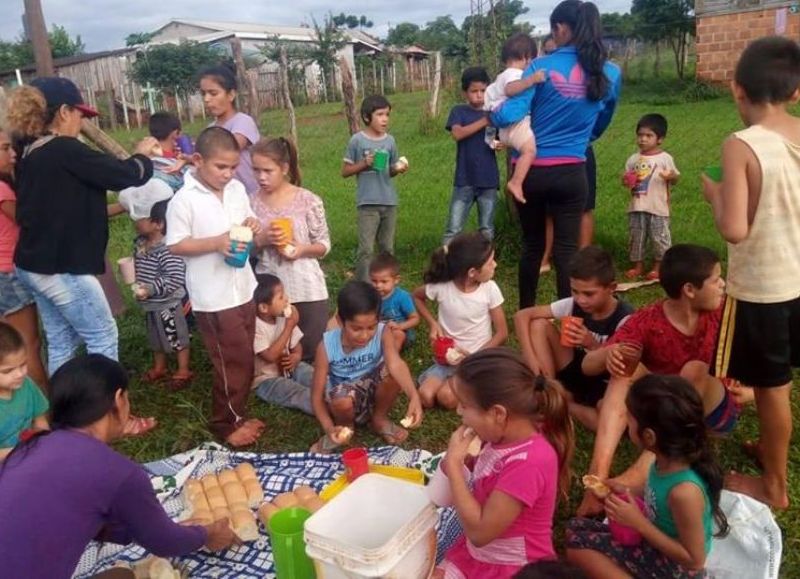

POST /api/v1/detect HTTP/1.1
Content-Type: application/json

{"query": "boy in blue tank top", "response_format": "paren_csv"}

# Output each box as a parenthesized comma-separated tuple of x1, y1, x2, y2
(310, 281, 423, 453)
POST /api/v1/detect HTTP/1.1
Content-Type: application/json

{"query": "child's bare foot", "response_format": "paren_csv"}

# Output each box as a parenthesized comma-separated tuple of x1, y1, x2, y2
(507, 181, 526, 204)
(225, 419, 264, 447)
(372, 420, 408, 445)
(727, 381, 755, 406)
(576, 489, 605, 517)
(724, 472, 789, 509)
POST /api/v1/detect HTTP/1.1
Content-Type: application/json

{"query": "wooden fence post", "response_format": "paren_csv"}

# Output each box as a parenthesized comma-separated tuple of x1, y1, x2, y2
(280, 48, 298, 147)
(339, 58, 359, 135)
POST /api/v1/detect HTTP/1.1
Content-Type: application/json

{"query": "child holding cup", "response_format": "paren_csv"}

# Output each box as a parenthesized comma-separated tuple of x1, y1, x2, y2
(514, 247, 633, 431)
(251, 137, 331, 361)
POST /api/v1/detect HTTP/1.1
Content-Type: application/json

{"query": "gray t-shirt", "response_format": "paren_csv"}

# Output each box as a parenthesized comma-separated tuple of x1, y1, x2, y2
(344, 131, 399, 206)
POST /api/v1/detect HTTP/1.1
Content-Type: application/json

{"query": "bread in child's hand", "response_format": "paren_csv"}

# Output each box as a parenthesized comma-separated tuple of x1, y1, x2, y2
(258, 502, 280, 525)
(293, 485, 317, 501)
(463, 427, 482, 457)
(231, 509, 259, 542)
(273, 492, 300, 509)
(332, 427, 353, 444)
(400, 416, 414, 429)
(582, 474, 611, 499)
(229, 224, 254, 243)
(235, 462, 258, 483)
(243, 478, 264, 508)
(217, 469, 239, 487)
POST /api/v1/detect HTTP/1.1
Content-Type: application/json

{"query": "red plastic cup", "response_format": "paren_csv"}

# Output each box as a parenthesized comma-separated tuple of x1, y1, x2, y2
(433, 336, 455, 366)
(342, 447, 369, 482)
(619, 342, 643, 377)
(608, 495, 645, 546)
(560, 316, 584, 347)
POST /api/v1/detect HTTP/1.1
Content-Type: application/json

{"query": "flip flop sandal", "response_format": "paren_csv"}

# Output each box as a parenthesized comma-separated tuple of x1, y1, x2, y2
(310, 433, 342, 454)
(141, 369, 168, 384)
(376, 422, 408, 445)
(168, 372, 194, 392)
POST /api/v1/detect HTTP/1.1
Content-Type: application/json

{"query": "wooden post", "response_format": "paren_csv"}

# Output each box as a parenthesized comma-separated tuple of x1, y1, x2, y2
(279, 48, 298, 147)
(187, 92, 195, 124)
(429, 52, 442, 117)
(339, 58, 359, 136)
(23, 0, 54, 77)
(105, 86, 117, 131)
(80, 120, 129, 159)
(174, 87, 182, 122)
(132, 85, 143, 128)
(120, 84, 130, 131)
(231, 37, 259, 118)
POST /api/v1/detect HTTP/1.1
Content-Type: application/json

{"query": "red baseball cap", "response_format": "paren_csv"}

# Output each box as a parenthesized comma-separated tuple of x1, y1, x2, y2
(30, 77, 99, 118)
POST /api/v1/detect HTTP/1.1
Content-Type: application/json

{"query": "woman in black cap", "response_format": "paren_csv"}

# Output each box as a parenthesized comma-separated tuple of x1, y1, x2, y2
(6, 78, 158, 432)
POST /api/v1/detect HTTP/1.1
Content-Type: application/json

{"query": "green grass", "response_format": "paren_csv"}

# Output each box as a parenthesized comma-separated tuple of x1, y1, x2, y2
(107, 88, 800, 572)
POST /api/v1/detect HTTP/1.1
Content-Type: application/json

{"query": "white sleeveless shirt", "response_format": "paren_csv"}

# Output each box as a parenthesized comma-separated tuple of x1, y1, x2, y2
(726, 125, 800, 303)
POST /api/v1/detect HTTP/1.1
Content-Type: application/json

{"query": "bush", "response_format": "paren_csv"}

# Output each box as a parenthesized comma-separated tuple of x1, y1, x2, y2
(682, 80, 726, 102)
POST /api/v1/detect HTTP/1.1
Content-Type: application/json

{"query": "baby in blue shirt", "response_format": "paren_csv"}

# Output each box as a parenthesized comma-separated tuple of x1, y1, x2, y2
(369, 252, 420, 350)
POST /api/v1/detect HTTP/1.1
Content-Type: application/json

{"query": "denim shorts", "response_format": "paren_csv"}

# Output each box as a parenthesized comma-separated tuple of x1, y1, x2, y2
(0, 271, 35, 316)
(418, 362, 457, 384)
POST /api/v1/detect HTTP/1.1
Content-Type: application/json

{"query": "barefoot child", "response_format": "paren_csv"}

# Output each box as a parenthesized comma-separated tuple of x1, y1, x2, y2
(369, 252, 419, 350)
(0, 322, 48, 460)
(342, 95, 408, 281)
(434, 348, 574, 578)
(442, 66, 499, 244)
(252, 274, 313, 415)
(702, 36, 800, 509)
(484, 33, 546, 204)
(310, 281, 423, 453)
(413, 232, 507, 409)
(166, 127, 263, 447)
(514, 246, 633, 430)
(623, 113, 680, 280)
(133, 200, 192, 391)
(567, 374, 728, 578)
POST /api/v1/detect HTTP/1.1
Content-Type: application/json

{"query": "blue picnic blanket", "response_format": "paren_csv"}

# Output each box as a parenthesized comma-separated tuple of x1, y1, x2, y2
(73, 444, 462, 578)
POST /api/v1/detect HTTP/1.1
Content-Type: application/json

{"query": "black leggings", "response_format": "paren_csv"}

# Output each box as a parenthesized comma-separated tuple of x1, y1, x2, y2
(517, 163, 588, 308)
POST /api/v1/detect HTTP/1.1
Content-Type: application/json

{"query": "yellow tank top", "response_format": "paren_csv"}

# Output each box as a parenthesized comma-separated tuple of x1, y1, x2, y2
(727, 125, 800, 303)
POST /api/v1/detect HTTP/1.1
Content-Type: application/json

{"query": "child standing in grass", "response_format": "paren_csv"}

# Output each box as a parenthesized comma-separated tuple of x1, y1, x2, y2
(166, 127, 263, 447)
(702, 36, 800, 510)
(442, 67, 499, 244)
(310, 281, 423, 453)
(567, 375, 728, 578)
(252, 137, 331, 361)
(413, 232, 507, 409)
(342, 95, 408, 281)
(623, 113, 680, 281)
(0, 322, 48, 460)
(433, 348, 573, 578)
(134, 199, 192, 391)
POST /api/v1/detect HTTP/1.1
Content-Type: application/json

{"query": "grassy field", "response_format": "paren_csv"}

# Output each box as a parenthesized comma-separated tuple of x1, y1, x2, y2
(107, 84, 799, 571)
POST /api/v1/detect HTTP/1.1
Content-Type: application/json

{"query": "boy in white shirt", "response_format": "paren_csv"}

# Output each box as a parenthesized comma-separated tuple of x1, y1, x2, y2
(484, 33, 546, 203)
(166, 127, 263, 447)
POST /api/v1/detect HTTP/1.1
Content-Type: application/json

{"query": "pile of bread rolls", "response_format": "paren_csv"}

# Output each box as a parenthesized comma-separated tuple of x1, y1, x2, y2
(257, 485, 326, 527)
(183, 463, 263, 541)
(130, 556, 181, 579)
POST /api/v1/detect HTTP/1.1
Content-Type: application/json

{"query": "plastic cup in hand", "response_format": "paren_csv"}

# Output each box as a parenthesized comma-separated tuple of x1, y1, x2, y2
(117, 257, 136, 285)
(372, 149, 389, 171)
(608, 495, 645, 547)
(433, 336, 455, 366)
(225, 225, 254, 268)
(342, 447, 370, 483)
(623, 170, 639, 189)
(268, 507, 316, 578)
(619, 342, 643, 377)
(176, 134, 193, 155)
(560, 316, 584, 347)
(703, 166, 723, 183)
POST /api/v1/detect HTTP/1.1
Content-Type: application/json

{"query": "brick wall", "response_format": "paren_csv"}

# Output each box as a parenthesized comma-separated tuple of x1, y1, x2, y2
(696, 8, 800, 82)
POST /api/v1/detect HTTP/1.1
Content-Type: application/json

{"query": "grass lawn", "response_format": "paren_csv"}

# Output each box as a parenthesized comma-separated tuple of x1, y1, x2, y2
(107, 84, 799, 572)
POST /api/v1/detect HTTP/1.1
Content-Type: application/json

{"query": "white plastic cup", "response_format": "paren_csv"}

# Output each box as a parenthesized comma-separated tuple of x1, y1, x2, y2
(426, 461, 469, 507)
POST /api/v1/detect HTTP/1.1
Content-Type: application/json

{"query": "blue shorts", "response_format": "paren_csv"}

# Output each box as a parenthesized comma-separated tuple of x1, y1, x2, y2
(418, 362, 457, 385)
(705, 384, 739, 435)
(0, 271, 34, 316)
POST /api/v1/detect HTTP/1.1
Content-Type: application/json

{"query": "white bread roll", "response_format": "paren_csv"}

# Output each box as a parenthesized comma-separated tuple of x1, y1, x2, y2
(217, 469, 239, 487)
(244, 479, 264, 508)
(303, 496, 326, 513)
(582, 474, 611, 499)
(273, 492, 299, 509)
(190, 492, 210, 514)
(258, 502, 280, 526)
(207, 493, 227, 511)
(222, 481, 247, 507)
(231, 509, 259, 542)
(229, 224, 254, 243)
(235, 462, 258, 483)
(293, 485, 317, 501)
(212, 507, 231, 522)
(201, 474, 219, 492)
(191, 509, 213, 525)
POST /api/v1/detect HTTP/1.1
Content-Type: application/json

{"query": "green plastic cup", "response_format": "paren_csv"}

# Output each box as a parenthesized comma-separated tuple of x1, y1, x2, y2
(268, 507, 316, 578)
(703, 166, 723, 183)
(372, 149, 389, 172)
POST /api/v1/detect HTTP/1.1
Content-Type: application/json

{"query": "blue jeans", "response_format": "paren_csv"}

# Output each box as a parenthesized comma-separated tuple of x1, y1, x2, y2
(254, 361, 314, 414)
(442, 186, 498, 244)
(15, 268, 118, 375)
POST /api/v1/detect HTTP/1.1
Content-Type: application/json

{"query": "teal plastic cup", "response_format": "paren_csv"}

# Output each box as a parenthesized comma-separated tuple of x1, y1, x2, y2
(268, 507, 316, 578)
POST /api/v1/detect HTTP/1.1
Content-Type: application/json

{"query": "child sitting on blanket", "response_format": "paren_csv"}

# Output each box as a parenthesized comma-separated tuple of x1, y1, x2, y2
(310, 281, 423, 453)
(252, 274, 313, 414)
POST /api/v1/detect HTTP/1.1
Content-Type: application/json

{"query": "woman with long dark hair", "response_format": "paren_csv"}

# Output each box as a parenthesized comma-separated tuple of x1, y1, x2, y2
(493, 0, 621, 307)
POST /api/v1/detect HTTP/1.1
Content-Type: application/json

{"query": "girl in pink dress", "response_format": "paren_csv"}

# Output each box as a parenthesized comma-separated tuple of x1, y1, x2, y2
(434, 348, 574, 579)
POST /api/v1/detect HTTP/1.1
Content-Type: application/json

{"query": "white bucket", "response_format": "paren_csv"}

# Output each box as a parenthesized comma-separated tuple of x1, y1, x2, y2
(304, 473, 438, 578)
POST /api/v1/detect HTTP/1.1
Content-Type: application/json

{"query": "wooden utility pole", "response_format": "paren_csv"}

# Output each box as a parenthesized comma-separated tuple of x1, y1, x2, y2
(231, 37, 259, 119)
(24, 0, 54, 76)
(279, 48, 298, 147)
(339, 58, 359, 135)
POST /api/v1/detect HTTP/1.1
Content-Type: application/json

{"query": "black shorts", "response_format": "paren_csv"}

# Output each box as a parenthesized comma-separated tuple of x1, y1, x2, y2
(584, 146, 597, 211)
(556, 349, 608, 407)
(714, 295, 800, 387)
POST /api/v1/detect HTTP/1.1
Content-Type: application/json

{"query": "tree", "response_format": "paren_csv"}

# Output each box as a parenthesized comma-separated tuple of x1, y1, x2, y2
(0, 24, 84, 70)
(600, 12, 639, 40)
(463, 0, 530, 68)
(309, 14, 347, 101)
(125, 32, 155, 47)
(631, 0, 695, 78)
(386, 22, 421, 47)
(129, 41, 224, 95)
(332, 13, 374, 30)
(418, 16, 466, 59)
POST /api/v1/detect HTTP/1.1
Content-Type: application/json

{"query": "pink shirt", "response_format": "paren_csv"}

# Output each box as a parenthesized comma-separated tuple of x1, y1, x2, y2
(0, 181, 19, 273)
(440, 433, 558, 578)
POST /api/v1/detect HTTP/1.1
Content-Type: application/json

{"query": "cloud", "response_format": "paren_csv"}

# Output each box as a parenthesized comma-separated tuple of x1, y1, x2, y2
(1, 0, 633, 52)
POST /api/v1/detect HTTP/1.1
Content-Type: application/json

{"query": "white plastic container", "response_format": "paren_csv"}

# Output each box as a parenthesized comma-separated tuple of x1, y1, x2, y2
(304, 473, 438, 578)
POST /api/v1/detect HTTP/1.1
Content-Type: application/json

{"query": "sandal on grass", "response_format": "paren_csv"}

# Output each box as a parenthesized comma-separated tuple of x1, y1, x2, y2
(375, 422, 409, 445)
(310, 433, 342, 454)
(141, 369, 167, 384)
(168, 372, 194, 392)
(123, 415, 157, 437)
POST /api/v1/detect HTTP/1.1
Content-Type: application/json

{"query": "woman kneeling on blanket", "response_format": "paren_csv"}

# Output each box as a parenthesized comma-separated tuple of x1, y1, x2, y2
(0, 354, 237, 579)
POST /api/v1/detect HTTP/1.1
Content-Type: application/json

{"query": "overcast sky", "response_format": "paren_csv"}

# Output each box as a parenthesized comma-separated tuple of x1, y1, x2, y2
(2, 1, 633, 51)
